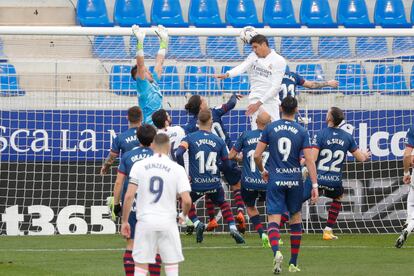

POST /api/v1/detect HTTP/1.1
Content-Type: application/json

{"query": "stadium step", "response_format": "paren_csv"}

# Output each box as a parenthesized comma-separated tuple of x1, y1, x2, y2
(0, 0, 76, 26)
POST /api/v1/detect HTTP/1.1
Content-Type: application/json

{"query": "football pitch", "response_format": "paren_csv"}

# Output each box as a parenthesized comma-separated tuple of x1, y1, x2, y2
(0, 233, 412, 275)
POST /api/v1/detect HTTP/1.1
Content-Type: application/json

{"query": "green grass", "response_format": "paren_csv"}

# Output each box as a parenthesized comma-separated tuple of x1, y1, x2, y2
(0, 233, 413, 275)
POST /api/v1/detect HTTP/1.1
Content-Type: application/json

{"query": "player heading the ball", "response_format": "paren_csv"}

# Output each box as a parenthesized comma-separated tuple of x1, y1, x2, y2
(130, 25, 168, 125)
(215, 26, 286, 130)
(121, 133, 192, 276)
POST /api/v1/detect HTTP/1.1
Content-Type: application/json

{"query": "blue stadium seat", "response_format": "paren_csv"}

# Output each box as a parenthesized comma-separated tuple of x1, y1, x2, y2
(76, 0, 113, 27)
(410, 66, 414, 89)
(337, 0, 374, 28)
(221, 66, 250, 95)
(318, 37, 352, 59)
(373, 64, 409, 95)
(184, 66, 220, 95)
(0, 64, 25, 97)
(113, 0, 149, 27)
(263, 0, 300, 28)
(189, 0, 226, 27)
(280, 37, 316, 60)
(355, 37, 388, 59)
(374, 0, 411, 28)
(168, 36, 204, 60)
(151, 0, 188, 27)
(335, 64, 370, 95)
(129, 36, 160, 59)
(242, 37, 276, 58)
(149, 66, 181, 96)
(93, 36, 127, 59)
(300, 0, 337, 28)
(393, 37, 414, 61)
(226, 0, 263, 27)
(110, 65, 137, 96)
(206, 36, 242, 61)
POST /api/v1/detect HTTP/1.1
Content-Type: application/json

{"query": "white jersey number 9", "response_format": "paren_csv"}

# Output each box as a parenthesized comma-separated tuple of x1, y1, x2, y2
(278, 137, 292, 162)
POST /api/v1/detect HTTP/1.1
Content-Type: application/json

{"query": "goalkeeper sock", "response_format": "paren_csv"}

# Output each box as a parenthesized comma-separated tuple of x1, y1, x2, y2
(250, 215, 264, 238)
(326, 200, 342, 228)
(148, 254, 162, 276)
(280, 212, 289, 228)
(164, 264, 179, 276)
(134, 266, 148, 276)
(233, 189, 245, 213)
(123, 250, 135, 276)
(289, 223, 302, 266)
(205, 198, 216, 221)
(268, 222, 281, 256)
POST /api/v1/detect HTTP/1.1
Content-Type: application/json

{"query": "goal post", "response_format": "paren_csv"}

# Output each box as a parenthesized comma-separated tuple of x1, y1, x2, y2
(0, 26, 413, 236)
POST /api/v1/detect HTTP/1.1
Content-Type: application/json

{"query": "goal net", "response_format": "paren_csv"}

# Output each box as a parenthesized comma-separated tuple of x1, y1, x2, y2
(0, 27, 413, 235)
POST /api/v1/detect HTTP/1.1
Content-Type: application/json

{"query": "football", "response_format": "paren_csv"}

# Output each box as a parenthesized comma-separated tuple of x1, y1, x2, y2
(239, 26, 258, 44)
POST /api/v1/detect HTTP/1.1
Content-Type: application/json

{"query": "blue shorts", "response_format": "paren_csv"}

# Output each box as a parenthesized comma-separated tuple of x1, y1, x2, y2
(128, 211, 137, 239)
(241, 187, 266, 207)
(266, 178, 303, 215)
(222, 160, 241, 186)
(191, 187, 225, 206)
(303, 178, 344, 201)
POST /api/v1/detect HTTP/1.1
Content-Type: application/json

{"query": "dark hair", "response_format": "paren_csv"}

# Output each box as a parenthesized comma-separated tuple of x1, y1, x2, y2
(330, 107, 345, 127)
(250, 34, 269, 47)
(128, 106, 142, 123)
(152, 109, 168, 129)
(153, 133, 170, 147)
(137, 124, 157, 147)
(130, 65, 138, 81)
(281, 95, 298, 116)
(185, 95, 202, 115)
(198, 109, 212, 125)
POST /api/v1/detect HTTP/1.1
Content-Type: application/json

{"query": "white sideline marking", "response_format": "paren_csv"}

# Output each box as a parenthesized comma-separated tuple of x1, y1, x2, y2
(1, 245, 413, 252)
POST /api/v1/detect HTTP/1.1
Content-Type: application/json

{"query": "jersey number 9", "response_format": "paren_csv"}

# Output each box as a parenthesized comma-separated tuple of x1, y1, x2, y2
(149, 176, 164, 203)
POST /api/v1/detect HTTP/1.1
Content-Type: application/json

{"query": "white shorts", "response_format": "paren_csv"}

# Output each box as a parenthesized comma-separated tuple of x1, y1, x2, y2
(249, 98, 280, 130)
(132, 225, 184, 264)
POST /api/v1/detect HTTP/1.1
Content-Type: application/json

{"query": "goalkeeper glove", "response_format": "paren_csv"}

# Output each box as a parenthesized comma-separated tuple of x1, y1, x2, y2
(106, 196, 122, 222)
(132, 25, 145, 56)
(154, 25, 169, 50)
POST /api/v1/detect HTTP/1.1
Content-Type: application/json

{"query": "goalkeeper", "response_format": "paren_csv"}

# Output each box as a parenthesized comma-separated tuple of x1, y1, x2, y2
(130, 24, 168, 125)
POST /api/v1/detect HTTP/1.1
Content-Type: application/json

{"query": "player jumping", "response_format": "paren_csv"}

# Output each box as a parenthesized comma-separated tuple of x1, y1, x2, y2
(216, 29, 286, 130)
(109, 124, 161, 276)
(176, 109, 245, 244)
(254, 96, 318, 273)
(395, 124, 414, 248)
(229, 111, 272, 247)
(183, 94, 247, 233)
(130, 24, 168, 125)
(303, 107, 371, 241)
(121, 133, 192, 276)
(100, 106, 142, 175)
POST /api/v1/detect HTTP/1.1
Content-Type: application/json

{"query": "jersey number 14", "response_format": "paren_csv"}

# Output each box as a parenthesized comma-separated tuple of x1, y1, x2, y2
(195, 151, 218, 174)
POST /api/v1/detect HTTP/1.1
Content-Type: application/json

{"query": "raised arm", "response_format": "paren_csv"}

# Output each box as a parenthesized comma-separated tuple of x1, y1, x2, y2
(153, 25, 169, 78)
(132, 25, 146, 80)
(215, 55, 254, 79)
(302, 79, 339, 89)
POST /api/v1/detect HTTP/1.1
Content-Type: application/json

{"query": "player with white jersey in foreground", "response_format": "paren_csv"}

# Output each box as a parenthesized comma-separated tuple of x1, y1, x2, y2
(216, 27, 286, 130)
(121, 133, 192, 276)
(151, 109, 186, 160)
(395, 125, 414, 248)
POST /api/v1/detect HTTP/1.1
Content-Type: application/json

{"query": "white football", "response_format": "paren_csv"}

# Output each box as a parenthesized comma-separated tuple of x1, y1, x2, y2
(239, 26, 258, 44)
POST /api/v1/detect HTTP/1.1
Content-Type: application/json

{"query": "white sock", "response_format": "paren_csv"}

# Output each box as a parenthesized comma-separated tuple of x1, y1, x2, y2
(165, 264, 179, 276)
(194, 220, 200, 228)
(406, 221, 414, 235)
(134, 266, 148, 276)
(229, 224, 237, 231)
(324, 226, 332, 231)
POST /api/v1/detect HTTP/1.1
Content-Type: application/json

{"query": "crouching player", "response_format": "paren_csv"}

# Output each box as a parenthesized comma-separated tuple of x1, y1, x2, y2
(183, 94, 246, 232)
(110, 125, 162, 276)
(176, 109, 245, 244)
(254, 96, 318, 274)
(303, 107, 371, 240)
(229, 111, 272, 247)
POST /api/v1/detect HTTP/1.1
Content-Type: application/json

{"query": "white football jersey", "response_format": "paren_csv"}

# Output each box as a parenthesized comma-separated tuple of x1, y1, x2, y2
(227, 49, 286, 104)
(157, 126, 186, 159)
(129, 154, 191, 230)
